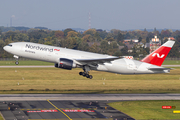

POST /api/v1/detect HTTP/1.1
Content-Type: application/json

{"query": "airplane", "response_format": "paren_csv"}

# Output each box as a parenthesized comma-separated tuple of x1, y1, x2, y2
(3, 40, 175, 79)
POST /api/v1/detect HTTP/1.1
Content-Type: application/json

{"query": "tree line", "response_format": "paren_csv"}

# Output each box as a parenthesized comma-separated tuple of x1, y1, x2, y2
(0, 27, 180, 58)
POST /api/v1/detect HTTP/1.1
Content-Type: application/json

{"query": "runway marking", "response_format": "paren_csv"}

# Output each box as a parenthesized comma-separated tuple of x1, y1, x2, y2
(21, 107, 97, 111)
(47, 99, 72, 120)
(21, 108, 55, 110)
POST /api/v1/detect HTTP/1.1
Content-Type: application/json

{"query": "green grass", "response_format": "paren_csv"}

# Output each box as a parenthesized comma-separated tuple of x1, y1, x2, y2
(0, 60, 179, 66)
(0, 68, 180, 94)
(162, 60, 180, 65)
(108, 100, 180, 119)
(0, 113, 3, 120)
(0, 60, 53, 66)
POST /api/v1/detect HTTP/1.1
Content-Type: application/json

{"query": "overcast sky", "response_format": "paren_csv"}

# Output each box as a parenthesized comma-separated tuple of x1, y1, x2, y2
(0, 0, 180, 30)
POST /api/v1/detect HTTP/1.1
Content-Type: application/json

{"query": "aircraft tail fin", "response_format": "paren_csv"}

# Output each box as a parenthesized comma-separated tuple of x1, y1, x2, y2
(141, 40, 175, 66)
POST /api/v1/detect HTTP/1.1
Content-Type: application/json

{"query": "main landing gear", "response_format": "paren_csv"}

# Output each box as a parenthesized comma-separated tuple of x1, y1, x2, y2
(79, 72, 93, 79)
(79, 66, 93, 79)
(14, 55, 19, 65)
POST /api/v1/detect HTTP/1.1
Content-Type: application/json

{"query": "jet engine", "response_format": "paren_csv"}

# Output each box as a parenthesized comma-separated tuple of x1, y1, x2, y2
(54, 58, 76, 70)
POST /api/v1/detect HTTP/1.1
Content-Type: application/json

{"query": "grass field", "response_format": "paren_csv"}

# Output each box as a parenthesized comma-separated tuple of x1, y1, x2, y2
(0, 60, 180, 66)
(0, 113, 3, 120)
(108, 100, 180, 119)
(162, 60, 180, 65)
(0, 67, 179, 94)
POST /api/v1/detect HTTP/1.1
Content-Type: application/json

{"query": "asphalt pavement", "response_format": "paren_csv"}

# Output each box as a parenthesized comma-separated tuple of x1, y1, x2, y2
(0, 100, 134, 120)
(0, 94, 180, 101)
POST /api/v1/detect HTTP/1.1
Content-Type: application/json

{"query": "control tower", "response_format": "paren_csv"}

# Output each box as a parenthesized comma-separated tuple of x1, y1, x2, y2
(150, 36, 161, 53)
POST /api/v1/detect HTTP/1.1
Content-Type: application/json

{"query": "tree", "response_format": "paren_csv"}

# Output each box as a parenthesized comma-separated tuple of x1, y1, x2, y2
(114, 51, 122, 56)
(77, 41, 89, 51)
(28, 30, 47, 43)
(144, 47, 150, 54)
(83, 29, 96, 36)
(124, 32, 131, 39)
(89, 43, 99, 53)
(131, 45, 138, 57)
(13, 33, 29, 42)
(146, 37, 150, 43)
(63, 28, 74, 36)
(121, 46, 128, 55)
(161, 30, 171, 38)
(168, 44, 180, 58)
(55, 30, 64, 38)
(67, 31, 78, 38)
(0, 40, 5, 57)
(117, 32, 124, 43)
(129, 40, 133, 44)
(97, 30, 108, 39)
(138, 37, 142, 43)
(3, 31, 17, 41)
(110, 41, 118, 49)
(100, 40, 109, 54)
(94, 32, 101, 41)
(82, 34, 94, 42)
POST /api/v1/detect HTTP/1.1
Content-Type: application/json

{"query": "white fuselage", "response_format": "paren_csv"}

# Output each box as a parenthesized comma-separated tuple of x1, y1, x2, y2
(3, 42, 169, 74)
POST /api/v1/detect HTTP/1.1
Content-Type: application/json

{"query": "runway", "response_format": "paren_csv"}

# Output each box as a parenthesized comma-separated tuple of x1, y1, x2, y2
(0, 94, 180, 101)
(0, 65, 180, 68)
(0, 100, 135, 120)
(0, 94, 180, 120)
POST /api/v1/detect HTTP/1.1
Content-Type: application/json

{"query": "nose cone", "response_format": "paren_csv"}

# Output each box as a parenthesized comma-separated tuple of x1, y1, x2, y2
(3, 46, 7, 51)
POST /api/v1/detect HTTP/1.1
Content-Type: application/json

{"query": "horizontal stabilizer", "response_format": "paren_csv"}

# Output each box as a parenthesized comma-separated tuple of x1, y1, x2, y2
(148, 68, 173, 71)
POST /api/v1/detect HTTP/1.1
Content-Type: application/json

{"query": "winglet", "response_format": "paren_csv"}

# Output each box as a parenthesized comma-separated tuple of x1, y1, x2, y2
(141, 40, 175, 66)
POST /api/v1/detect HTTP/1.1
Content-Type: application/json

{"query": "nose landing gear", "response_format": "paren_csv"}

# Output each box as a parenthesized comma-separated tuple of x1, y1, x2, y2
(14, 55, 19, 65)
(79, 66, 93, 79)
(15, 61, 19, 65)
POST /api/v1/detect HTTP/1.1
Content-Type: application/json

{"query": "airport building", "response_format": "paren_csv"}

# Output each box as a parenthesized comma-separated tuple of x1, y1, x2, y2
(150, 36, 161, 53)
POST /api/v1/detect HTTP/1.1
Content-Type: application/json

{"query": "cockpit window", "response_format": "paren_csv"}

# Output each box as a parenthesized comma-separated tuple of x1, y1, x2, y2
(7, 44, 12, 47)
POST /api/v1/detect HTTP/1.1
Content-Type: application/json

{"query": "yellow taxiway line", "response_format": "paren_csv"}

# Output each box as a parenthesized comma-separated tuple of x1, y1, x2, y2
(47, 99, 72, 120)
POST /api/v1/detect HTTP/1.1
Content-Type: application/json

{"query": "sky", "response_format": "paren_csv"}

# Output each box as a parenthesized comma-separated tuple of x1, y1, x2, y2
(0, 0, 180, 30)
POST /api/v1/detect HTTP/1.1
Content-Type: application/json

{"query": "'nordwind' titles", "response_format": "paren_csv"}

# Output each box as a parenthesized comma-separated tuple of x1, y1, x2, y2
(25, 44, 53, 52)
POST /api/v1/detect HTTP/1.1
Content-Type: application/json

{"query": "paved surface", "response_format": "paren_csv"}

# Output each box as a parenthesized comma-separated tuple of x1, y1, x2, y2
(0, 100, 134, 120)
(0, 65, 180, 68)
(0, 65, 53, 68)
(0, 94, 180, 120)
(0, 94, 180, 101)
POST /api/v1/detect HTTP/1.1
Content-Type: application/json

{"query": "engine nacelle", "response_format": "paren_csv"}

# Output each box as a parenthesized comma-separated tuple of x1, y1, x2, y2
(54, 58, 76, 70)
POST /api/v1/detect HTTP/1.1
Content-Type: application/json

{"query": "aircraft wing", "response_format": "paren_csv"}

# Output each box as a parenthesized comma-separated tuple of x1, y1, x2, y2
(75, 57, 121, 67)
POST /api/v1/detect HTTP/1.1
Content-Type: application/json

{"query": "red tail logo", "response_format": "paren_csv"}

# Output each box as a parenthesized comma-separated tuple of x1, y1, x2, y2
(152, 53, 165, 58)
(141, 40, 175, 66)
